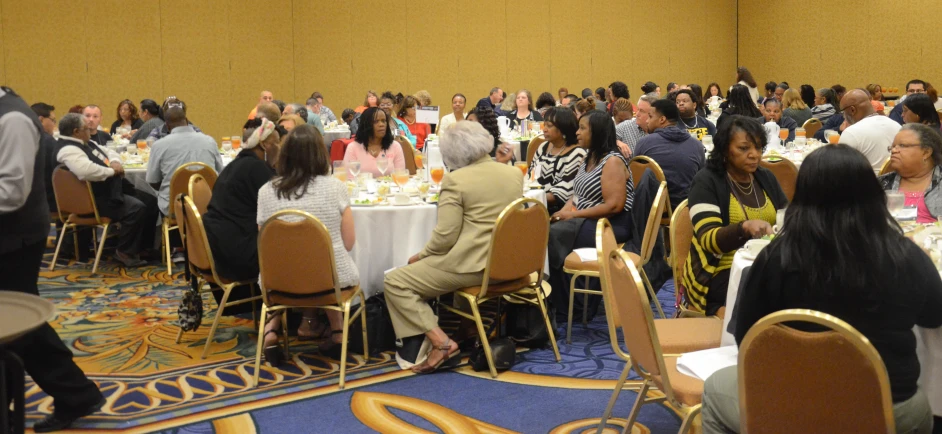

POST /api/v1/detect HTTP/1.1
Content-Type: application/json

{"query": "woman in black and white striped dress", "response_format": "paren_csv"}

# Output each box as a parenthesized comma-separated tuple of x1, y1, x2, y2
(547, 109, 634, 318)
(530, 107, 586, 214)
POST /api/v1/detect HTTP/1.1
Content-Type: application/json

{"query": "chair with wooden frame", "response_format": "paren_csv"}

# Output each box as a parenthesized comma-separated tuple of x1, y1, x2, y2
(563, 182, 669, 343)
(596, 249, 716, 434)
(440, 198, 561, 378)
(188, 174, 213, 215)
(255, 210, 367, 390)
(801, 118, 822, 139)
(49, 166, 112, 275)
(174, 196, 261, 359)
(739, 309, 895, 433)
(397, 138, 418, 175)
(878, 158, 894, 176)
(525, 136, 546, 168)
(668, 200, 705, 318)
(161, 162, 217, 274)
(759, 157, 798, 202)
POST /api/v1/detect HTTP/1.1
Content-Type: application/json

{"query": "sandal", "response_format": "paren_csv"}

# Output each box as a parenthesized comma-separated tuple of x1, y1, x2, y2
(411, 339, 461, 374)
(297, 316, 329, 341)
(317, 330, 346, 360)
(263, 329, 285, 367)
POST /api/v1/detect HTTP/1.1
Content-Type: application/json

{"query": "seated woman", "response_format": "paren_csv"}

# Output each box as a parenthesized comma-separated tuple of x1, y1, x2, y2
(879, 124, 942, 223)
(867, 83, 886, 113)
(508, 89, 543, 128)
(811, 87, 840, 122)
(702, 144, 942, 434)
(354, 90, 378, 114)
(378, 92, 416, 147)
(780, 88, 812, 128)
(901, 93, 942, 130)
(547, 110, 634, 317)
(612, 98, 633, 126)
(531, 107, 586, 214)
(574, 96, 598, 120)
(535, 92, 556, 117)
(437, 93, 466, 133)
(398, 95, 430, 150)
(758, 98, 797, 142)
(384, 121, 524, 373)
(343, 107, 406, 177)
(466, 106, 513, 163)
(256, 124, 359, 364)
(202, 118, 280, 314)
(110, 99, 144, 138)
(716, 85, 763, 130)
(682, 115, 787, 315)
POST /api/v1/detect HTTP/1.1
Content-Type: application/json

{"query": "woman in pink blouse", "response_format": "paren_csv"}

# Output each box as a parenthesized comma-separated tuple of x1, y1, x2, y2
(879, 123, 942, 223)
(343, 107, 406, 177)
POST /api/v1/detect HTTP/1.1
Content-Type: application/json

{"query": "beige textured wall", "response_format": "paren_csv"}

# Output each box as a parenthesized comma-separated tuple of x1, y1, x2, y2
(1, 0, 737, 140)
(738, 0, 942, 95)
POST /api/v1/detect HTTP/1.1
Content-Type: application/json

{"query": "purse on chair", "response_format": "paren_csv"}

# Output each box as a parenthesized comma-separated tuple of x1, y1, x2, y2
(176, 193, 203, 332)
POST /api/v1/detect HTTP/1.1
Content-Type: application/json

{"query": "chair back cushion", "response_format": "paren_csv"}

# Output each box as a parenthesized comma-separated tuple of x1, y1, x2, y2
(526, 137, 546, 168)
(759, 158, 798, 202)
(52, 166, 96, 216)
(258, 211, 337, 297)
(487, 199, 549, 282)
(604, 250, 662, 376)
(739, 310, 895, 433)
(670, 200, 693, 304)
(188, 174, 213, 215)
(629, 156, 667, 192)
(801, 118, 822, 138)
(330, 138, 353, 162)
(595, 219, 621, 325)
(180, 196, 214, 271)
(639, 182, 668, 264)
(398, 138, 418, 175)
(168, 163, 217, 219)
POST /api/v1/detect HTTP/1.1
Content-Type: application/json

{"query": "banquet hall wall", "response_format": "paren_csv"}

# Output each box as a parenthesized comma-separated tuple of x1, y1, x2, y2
(737, 0, 942, 93)
(0, 0, 736, 141)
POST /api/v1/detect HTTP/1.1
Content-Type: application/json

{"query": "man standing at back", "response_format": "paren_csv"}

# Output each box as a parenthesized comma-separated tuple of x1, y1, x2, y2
(0, 87, 104, 432)
(634, 99, 706, 210)
(839, 88, 901, 171)
(248, 90, 274, 119)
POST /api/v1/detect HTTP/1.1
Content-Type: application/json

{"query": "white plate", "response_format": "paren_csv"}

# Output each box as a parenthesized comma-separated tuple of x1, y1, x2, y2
(0, 291, 56, 344)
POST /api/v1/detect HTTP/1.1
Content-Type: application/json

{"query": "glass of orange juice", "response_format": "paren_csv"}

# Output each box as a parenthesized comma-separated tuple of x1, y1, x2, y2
(795, 128, 806, 138)
(429, 166, 445, 186)
(392, 168, 410, 190)
(825, 131, 840, 144)
(778, 128, 789, 142)
(231, 136, 242, 150)
(515, 161, 529, 177)
(332, 161, 347, 182)
(137, 140, 147, 150)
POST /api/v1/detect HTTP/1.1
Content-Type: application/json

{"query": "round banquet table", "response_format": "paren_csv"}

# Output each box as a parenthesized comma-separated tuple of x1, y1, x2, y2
(323, 129, 352, 144)
(351, 188, 546, 299)
(721, 249, 942, 417)
(122, 155, 232, 197)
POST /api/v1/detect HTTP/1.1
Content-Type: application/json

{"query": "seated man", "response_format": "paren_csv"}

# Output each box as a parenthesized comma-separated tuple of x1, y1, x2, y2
(56, 113, 152, 266)
(635, 99, 707, 210)
(670, 88, 716, 140)
(839, 89, 901, 171)
(147, 97, 203, 141)
(757, 98, 797, 142)
(384, 121, 523, 374)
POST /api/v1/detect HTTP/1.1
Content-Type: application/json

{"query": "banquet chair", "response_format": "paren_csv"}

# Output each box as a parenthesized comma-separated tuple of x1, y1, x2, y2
(759, 157, 798, 201)
(161, 162, 217, 274)
(49, 166, 111, 275)
(564, 182, 669, 343)
(525, 136, 546, 168)
(596, 250, 719, 434)
(802, 118, 822, 139)
(329, 138, 353, 162)
(630, 155, 673, 254)
(188, 174, 213, 215)
(255, 210, 367, 389)
(668, 200, 705, 318)
(738, 309, 895, 433)
(440, 198, 561, 378)
(174, 196, 261, 359)
(398, 138, 418, 175)
(562, 218, 620, 343)
(878, 158, 894, 176)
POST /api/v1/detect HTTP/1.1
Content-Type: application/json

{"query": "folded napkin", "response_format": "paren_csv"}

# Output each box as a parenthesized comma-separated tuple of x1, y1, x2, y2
(676, 345, 739, 381)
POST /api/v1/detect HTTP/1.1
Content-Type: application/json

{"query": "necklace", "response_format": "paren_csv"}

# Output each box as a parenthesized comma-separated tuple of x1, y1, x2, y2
(727, 172, 755, 196)
(368, 144, 383, 157)
(403, 117, 415, 125)
(548, 142, 568, 157)
(679, 116, 698, 129)
(727, 172, 760, 219)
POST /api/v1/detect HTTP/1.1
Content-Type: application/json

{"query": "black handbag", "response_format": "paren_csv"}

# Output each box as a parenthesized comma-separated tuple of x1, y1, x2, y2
(176, 193, 203, 332)
(469, 299, 516, 372)
(348, 293, 397, 356)
(506, 301, 550, 349)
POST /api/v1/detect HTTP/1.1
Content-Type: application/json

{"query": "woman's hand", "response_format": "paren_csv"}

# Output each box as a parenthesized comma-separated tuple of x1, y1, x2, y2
(495, 142, 513, 164)
(741, 220, 773, 238)
(551, 210, 577, 223)
(408, 253, 421, 264)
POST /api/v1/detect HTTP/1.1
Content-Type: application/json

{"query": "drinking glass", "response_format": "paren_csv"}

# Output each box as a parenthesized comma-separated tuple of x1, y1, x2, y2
(430, 166, 445, 186)
(886, 191, 905, 216)
(417, 181, 431, 199)
(826, 131, 840, 145)
(795, 128, 806, 138)
(137, 140, 148, 150)
(231, 136, 242, 150)
(333, 161, 347, 182)
(347, 161, 361, 180)
(376, 156, 389, 177)
(221, 138, 232, 153)
(515, 161, 529, 178)
(376, 181, 391, 200)
(392, 168, 410, 190)
(778, 128, 789, 142)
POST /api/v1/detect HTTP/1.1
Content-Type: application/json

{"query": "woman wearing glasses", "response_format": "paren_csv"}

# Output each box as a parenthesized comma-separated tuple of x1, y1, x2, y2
(880, 124, 942, 223)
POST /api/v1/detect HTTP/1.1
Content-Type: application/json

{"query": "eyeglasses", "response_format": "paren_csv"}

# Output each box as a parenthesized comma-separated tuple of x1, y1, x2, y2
(887, 143, 922, 152)
(907, 88, 927, 94)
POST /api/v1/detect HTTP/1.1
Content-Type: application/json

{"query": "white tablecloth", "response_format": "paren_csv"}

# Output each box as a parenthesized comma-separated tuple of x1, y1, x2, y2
(124, 168, 154, 195)
(323, 130, 351, 144)
(723, 249, 942, 416)
(351, 188, 546, 298)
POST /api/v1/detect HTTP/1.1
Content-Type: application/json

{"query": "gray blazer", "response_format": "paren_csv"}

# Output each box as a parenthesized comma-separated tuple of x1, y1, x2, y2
(879, 165, 942, 219)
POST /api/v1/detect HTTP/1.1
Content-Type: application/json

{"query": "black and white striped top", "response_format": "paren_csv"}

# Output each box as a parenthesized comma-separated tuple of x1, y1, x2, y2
(532, 144, 586, 204)
(572, 152, 633, 211)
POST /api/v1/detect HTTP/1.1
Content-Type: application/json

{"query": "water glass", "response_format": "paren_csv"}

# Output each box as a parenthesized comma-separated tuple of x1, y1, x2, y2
(332, 161, 347, 182)
(376, 156, 389, 176)
(886, 191, 905, 216)
(347, 161, 361, 179)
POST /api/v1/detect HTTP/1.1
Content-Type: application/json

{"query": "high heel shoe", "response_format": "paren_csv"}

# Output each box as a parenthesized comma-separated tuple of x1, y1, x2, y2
(263, 329, 285, 367)
(297, 316, 329, 341)
(317, 330, 346, 360)
(411, 339, 461, 374)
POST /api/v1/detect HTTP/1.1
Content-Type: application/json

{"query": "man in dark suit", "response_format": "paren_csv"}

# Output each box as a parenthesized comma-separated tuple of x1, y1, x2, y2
(476, 87, 504, 115)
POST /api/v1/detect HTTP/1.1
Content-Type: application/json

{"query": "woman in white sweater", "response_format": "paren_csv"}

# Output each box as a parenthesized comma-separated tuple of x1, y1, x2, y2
(437, 93, 466, 133)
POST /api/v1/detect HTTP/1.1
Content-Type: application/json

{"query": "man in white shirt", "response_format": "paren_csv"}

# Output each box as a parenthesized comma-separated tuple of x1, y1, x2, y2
(56, 113, 150, 266)
(838, 89, 901, 171)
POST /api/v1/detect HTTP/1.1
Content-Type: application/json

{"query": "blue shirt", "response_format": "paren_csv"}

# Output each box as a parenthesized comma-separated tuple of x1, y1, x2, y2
(146, 125, 224, 214)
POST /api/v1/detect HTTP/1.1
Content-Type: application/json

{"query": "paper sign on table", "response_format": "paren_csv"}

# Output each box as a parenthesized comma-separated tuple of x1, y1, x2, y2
(415, 106, 439, 124)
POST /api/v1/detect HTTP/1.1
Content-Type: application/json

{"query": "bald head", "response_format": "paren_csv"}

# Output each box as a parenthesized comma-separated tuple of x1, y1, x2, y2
(840, 89, 874, 124)
(165, 107, 187, 131)
(259, 91, 273, 104)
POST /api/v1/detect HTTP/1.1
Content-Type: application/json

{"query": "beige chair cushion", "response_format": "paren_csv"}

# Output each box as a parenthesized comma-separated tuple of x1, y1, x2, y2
(564, 252, 599, 272)
(654, 317, 722, 354)
(268, 286, 360, 307)
(459, 276, 532, 297)
(654, 356, 704, 407)
(67, 215, 111, 226)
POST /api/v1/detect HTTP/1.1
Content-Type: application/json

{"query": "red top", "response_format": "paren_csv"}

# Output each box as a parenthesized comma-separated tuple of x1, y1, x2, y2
(401, 118, 431, 150)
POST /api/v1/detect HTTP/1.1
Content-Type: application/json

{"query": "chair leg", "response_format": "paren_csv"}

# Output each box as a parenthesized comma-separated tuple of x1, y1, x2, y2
(90, 224, 109, 275)
(597, 363, 633, 434)
(201, 285, 234, 359)
(49, 224, 70, 271)
(620, 380, 650, 434)
(567, 273, 577, 344)
(252, 305, 269, 387)
(280, 309, 290, 357)
(640, 268, 665, 319)
(469, 301, 498, 378)
(532, 288, 560, 362)
(582, 277, 589, 326)
(677, 405, 701, 434)
(72, 228, 79, 261)
(174, 327, 184, 344)
(338, 303, 352, 389)
(359, 300, 369, 359)
(162, 220, 172, 275)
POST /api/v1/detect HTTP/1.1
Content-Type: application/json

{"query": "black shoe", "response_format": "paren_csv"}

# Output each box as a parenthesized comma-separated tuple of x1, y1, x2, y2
(32, 397, 105, 433)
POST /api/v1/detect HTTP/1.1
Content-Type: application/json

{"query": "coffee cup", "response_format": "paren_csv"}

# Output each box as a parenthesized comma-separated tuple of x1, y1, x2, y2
(393, 193, 410, 205)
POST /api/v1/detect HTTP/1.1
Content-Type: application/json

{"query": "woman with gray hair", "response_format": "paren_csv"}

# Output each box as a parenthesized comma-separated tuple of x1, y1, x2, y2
(384, 120, 524, 374)
(879, 123, 942, 223)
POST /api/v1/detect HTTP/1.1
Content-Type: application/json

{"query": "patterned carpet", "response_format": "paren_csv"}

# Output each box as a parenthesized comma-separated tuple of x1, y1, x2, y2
(28, 249, 686, 433)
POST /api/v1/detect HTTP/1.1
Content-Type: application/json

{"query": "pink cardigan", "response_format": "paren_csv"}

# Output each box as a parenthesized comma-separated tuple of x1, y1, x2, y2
(342, 140, 406, 177)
